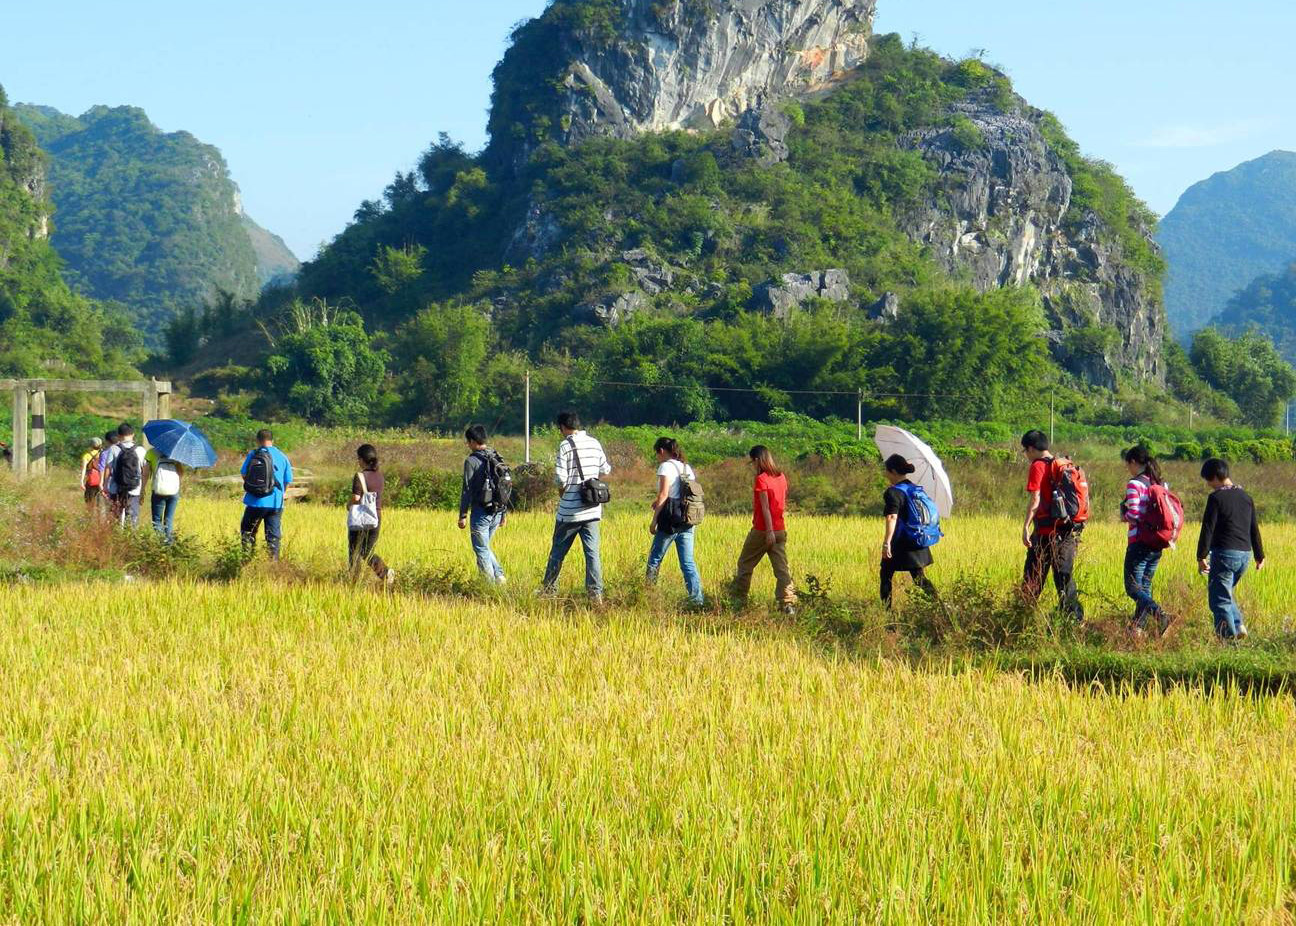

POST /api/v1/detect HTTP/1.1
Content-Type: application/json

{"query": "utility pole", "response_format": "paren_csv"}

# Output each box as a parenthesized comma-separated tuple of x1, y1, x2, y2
(856, 390, 863, 442)
(524, 369, 531, 464)
(1049, 391, 1055, 446)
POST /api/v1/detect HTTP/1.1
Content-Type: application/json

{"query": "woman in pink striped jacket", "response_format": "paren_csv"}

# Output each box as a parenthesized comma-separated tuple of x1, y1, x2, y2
(1120, 445, 1169, 636)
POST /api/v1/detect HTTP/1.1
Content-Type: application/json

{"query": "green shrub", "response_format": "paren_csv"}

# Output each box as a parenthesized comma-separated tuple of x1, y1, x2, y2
(391, 469, 462, 509)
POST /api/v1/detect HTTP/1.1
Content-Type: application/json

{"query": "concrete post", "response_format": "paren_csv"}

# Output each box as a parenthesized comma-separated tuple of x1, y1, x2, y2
(30, 390, 46, 475)
(11, 387, 28, 476)
(141, 389, 158, 449)
(157, 384, 171, 420)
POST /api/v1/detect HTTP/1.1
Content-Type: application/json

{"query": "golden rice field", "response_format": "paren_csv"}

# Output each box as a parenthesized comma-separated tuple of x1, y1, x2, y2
(1, 497, 1294, 922)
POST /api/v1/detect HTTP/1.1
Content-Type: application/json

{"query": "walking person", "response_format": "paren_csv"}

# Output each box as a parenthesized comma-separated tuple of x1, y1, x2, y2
(347, 444, 392, 585)
(880, 454, 938, 607)
(646, 437, 704, 606)
(458, 425, 508, 585)
(731, 445, 796, 613)
(1020, 429, 1085, 622)
(1121, 445, 1169, 636)
(540, 411, 611, 602)
(95, 431, 118, 517)
(1197, 458, 1264, 641)
(106, 423, 147, 528)
(80, 436, 104, 506)
(146, 447, 184, 543)
(240, 429, 293, 560)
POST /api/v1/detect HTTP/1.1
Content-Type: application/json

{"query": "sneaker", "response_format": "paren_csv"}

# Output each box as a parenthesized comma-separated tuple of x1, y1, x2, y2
(385, 568, 396, 588)
(534, 586, 557, 600)
(496, 574, 508, 586)
(781, 604, 797, 616)
(1130, 625, 1147, 641)
(1157, 612, 1179, 637)
(1235, 625, 1249, 641)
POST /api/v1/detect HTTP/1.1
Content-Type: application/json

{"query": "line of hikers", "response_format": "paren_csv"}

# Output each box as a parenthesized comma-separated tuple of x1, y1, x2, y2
(79, 417, 1263, 641)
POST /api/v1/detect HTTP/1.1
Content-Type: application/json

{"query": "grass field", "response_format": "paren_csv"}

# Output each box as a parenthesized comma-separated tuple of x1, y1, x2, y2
(1, 493, 1295, 921)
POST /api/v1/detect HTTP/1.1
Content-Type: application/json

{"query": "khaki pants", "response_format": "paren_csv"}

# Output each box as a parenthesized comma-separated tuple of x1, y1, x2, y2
(732, 529, 796, 605)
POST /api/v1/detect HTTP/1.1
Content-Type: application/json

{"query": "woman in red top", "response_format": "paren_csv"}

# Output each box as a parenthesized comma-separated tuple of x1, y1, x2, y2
(731, 445, 796, 613)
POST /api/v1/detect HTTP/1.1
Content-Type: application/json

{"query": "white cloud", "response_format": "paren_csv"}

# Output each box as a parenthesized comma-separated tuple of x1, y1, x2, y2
(1131, 118, 1276, 149)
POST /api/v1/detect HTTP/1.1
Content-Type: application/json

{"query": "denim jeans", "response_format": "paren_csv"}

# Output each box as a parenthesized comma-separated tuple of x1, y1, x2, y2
(116, 493, 141, 528)
(646, 526, 703, 604)
(1208, 549, 1251, 639)
(151, 493, 179, 542)
(542, 519, 603, 598)
(470, 507, 506, 584)
(1123, 542, 1163, 628)
(241, 507, 284, 560)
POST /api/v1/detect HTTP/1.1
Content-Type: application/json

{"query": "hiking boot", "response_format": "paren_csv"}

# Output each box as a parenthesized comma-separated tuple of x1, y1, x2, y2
(1157, 612, 1179, 637)
(1234, 625, 1249, 641)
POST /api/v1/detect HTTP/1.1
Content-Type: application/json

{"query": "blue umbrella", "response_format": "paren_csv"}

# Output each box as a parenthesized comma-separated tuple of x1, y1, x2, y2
(142, 419, 219, 469)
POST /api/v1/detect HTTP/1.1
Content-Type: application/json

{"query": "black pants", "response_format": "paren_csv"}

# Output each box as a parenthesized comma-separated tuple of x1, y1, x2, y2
(240, 507, 283, 560)
(348, 527, 388, 578)
(880, 561, 936, 607)
(1023, 528, 1084, 621)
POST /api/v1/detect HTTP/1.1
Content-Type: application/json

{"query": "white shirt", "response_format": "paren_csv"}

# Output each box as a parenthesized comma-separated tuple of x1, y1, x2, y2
(657, 459, 695, 500)
(105, 441, 147, 497)
(554, 431, 611, 523)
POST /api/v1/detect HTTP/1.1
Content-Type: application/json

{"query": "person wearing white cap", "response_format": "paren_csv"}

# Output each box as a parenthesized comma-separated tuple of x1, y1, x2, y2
(80, 436, 105, 506)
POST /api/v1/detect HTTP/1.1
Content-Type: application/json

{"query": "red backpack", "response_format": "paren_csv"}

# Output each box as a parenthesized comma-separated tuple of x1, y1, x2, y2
(1138, 479, 1185, 550)
(1047, 457, 1090, 526)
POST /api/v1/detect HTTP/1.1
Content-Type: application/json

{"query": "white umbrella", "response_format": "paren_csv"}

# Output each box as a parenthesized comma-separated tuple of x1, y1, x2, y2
(873, 426, 954, 517)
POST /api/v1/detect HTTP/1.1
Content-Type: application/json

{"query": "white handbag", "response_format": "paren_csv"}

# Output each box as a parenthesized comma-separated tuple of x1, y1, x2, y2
(347, 471, 380, 530)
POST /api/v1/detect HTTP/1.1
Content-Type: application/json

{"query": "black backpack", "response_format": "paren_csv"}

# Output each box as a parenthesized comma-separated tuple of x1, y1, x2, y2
(473, 450, 513, 514)
(243, 447, 277, 497)
(113, 444, 142, 493)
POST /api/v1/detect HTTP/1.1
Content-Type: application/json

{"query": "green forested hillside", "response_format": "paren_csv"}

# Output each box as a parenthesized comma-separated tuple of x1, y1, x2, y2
(1211, 263, 1296, 362)
(13, 103, 276, 338)
(1158, 150, 1296, 338)
(0, 87, 138, 378)
(281, 34, 1169, 429)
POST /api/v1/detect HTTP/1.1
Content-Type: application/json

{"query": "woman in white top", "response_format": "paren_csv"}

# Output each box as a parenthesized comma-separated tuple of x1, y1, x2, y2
(646, 437, 704, 605)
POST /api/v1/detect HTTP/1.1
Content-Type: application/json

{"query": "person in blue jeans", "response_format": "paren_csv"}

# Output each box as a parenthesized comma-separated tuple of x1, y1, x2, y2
(540, 412, 610, 602)
(1196, 458, 1264, 641)
(458, 425, 507, 585)
(240, 429, 293, 561)
(646, 437, 704, 606)
(1120, 445, 1169, 636)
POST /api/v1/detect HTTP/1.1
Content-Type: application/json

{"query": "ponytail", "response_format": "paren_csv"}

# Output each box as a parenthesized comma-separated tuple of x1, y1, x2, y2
(653, 436, 685, 462)
(1122, 445, 1162, 485)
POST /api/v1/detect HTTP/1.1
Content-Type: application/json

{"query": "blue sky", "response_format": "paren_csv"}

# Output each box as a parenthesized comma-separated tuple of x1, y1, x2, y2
(5, 0, 1294, 260)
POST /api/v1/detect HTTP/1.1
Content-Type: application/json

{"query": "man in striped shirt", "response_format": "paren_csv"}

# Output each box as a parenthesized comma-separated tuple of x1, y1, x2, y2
(540, 411, 612, 602)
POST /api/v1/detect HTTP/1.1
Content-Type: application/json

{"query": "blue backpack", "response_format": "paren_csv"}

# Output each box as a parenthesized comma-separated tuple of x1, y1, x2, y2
(894, 481, 943, 548)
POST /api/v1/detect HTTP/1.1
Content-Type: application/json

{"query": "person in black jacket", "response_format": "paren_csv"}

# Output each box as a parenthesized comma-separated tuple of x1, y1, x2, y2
(1197, 458, 1264, 641)
(880, 454, 937, 607)
(458, 425, 507, 585)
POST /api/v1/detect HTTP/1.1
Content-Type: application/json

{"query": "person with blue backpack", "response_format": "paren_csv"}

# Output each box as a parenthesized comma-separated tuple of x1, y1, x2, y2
(880, 454, 940, 607)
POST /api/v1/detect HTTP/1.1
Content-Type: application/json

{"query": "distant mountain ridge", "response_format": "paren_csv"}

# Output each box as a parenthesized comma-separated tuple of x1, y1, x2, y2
(1158, 150, 1296, 338)
(13, 102, 298, 338)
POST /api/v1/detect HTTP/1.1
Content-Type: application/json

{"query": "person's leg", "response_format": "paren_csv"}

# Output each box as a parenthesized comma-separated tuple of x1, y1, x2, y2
(646, 529, 674, 584)
(470, 510, 501, 582)
(879, 559, 898, 606)
(124, 495, 141, 529)
(364, 528, 388, 579)
(163, 495, 177, 543)
(579, 520, 603, 600)
(731, 529, 767, 602)
(1021, 534, 1049, 604)
(1223, 551, 1251, 637)
(1051, 531, 1084, 622)
(486, 513, 506, 582)
(240, 507, 262, 554)
(769, 531, 796, 607)
(542, 520, 579, 591)
(1207, 550, 1238, 639)
(348, 529, 364, 573)
(1124, 544, 1159, 628)
(264, 509, 283, 560)
(911, 568, 937, 599)
(673, 527, 703, 605)
(151, 493, 166, 536)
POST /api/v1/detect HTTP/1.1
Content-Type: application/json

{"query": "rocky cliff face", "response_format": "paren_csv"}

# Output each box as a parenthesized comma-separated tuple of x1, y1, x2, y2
(489, 0, 875, 166)
(897, 94, 1165, 386)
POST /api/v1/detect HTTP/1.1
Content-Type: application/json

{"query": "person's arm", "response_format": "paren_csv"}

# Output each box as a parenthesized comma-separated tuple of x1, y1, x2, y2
(649, 473, 669, 535)
(883, 514, 898, 560)
(283, 457, 293, 490)
(79, 456, 89, 488)
(348, 473, 361, 508)
(1197, 493, 1218, 570)
(758, 491, 776, 549)
(1121, 479, 1141, 524)
(554, 443, 569, 489)
(1252, 503, 1265, 568)
(459, 457, 477, 526)
(599, 446, 612, 477)
(1022, 490, 1040, 548)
